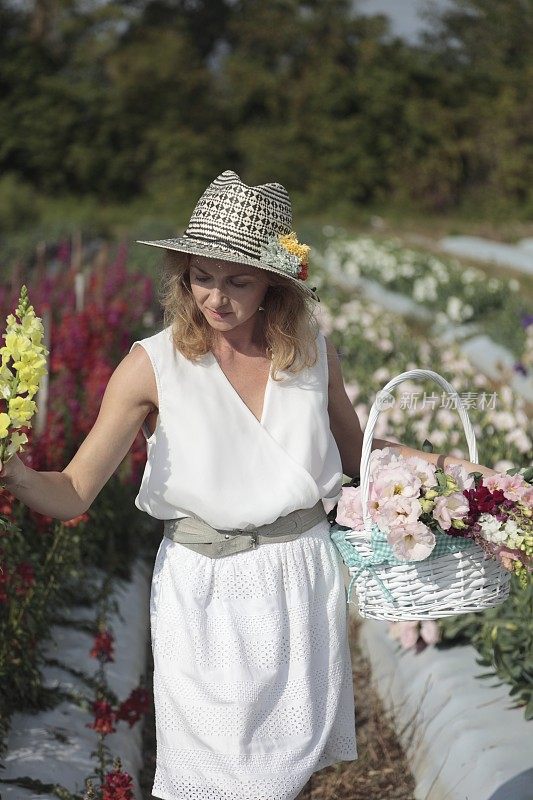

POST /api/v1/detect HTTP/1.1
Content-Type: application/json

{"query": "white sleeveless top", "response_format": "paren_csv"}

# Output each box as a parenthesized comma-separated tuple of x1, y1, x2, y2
(129, 324, 343, 530)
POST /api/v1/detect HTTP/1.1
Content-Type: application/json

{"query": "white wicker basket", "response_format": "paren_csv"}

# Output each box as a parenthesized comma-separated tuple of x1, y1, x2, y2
(331, 368, 511, 620)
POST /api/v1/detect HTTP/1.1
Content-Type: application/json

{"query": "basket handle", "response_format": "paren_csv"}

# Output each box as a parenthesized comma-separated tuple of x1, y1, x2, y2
(360, 369, 479, 532)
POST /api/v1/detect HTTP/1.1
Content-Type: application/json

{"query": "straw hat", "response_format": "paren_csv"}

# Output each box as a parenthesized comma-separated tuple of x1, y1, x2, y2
(136, 170, 319, 301)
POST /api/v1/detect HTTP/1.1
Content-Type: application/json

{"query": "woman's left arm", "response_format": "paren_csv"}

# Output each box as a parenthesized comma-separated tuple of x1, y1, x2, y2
(325, 337, 498, 480)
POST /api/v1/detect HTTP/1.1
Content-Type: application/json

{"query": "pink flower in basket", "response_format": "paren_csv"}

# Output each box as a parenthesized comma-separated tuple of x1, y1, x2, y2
(441, 462, 476, 492)
(402, 455, 438, 489)
(336, 485, 364, 529)
(483, 472, 531, 503)
(432, 492, 470, 531)
(379, 494, 422, 528)
(336, 448, 533, 588)
(387, 521, 436, 560)
(374, 463, 422, 502)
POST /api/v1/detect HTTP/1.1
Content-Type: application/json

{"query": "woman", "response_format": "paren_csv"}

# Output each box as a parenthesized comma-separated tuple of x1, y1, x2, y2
(0, 171, 496, 800)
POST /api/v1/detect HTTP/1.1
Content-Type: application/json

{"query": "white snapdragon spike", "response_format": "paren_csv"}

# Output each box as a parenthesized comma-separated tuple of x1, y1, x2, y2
(505, 428, 532, 454)
(478, 514, 507, 544)
(503, 519, 519, 537)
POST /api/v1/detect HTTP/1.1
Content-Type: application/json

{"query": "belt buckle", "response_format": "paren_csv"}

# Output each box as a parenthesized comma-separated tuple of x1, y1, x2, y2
(237, 528, 258, 549)
(237, 524, 258, 550)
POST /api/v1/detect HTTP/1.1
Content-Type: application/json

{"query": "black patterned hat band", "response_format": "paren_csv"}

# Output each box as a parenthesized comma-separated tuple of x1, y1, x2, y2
(136, 170, 318, 300)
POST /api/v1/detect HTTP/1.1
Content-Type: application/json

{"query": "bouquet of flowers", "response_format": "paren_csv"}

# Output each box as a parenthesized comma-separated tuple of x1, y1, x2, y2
(0, 286, 48, 467)
(336, 447, 533, 589)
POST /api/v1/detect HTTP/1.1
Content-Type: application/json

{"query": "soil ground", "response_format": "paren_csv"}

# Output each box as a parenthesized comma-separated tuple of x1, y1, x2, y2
(139, 609, 416, 800)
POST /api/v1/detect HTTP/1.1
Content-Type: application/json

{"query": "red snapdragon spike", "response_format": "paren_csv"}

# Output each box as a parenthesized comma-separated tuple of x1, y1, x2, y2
(90, 630, 115, 662)
(0, 562, 9, 603)
(13, 562, 35, 596)
(30, 511, 56, 534)
(101, 768, 134, 800)
(116, 686, 151, 728)
(63, 513, 90, 528)
(0, 497, 14, 516)
(86, 699, 116, 735)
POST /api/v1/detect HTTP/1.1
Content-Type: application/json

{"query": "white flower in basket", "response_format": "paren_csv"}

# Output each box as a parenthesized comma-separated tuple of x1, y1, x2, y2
(330, 369, 519, 621)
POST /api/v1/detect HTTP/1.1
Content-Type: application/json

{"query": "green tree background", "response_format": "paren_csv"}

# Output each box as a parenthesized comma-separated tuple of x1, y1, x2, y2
(0, 0, 532, 237)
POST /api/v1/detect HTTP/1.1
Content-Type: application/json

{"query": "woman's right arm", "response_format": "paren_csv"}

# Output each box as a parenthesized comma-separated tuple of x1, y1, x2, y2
(0, 345, 156, 521)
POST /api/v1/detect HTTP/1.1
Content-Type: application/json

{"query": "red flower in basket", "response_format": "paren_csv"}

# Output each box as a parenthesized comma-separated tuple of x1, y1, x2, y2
(461, 471, 533, 587)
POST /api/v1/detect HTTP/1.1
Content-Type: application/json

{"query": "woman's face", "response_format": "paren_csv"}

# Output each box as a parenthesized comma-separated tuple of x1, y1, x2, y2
(189, 255, 270, 330)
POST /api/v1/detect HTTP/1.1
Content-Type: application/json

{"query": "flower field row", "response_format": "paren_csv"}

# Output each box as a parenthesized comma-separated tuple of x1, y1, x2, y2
(0, 241, 160, 796)
(322, 234, 533, 369)
(312, 243, 533, 718)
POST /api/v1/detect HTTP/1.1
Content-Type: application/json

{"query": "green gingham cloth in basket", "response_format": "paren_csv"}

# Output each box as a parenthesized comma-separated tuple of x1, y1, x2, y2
(330, 521, 476, 605)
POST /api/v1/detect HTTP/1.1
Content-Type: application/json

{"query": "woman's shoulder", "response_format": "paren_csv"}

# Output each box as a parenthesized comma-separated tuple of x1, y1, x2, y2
(135, 322, 172, 344)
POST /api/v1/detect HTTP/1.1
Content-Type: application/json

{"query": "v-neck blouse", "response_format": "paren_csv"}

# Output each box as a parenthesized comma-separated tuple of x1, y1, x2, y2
(129, 324, 343, 529)
(207, 351, 272, 426)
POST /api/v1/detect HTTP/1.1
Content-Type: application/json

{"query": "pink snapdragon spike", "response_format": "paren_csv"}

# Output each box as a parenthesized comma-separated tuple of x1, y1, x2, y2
(388, 619, 441, 650)
(388, 621, 419, 649)
(420, 619, 440, 645)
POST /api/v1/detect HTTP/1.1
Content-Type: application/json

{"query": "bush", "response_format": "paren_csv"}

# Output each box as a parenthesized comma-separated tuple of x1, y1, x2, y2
(0, 173, 40, 233)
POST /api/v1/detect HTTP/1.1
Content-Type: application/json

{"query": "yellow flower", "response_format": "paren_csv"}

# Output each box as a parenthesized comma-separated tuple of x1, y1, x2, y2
(0, 285, 48, 462)
(278, 232, 311, 265)
(4, 431, 28, 456)
(0, 331, 33, 362)
(2, 431, 28, 460)
(8, 396, 37, 425)
(0, 412, 11, 439)
(16, 370, 44, 396)
(445, 475, 459, 492)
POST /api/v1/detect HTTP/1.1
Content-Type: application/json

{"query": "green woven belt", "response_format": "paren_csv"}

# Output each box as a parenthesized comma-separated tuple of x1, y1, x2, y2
(163, 500, 328, 559)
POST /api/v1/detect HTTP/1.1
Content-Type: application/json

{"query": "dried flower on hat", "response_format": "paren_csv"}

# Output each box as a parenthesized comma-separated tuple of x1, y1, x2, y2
(260, 231, 310, 281)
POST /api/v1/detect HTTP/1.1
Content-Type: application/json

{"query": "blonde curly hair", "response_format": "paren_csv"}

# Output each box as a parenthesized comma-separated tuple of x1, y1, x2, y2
(159, 251, 319, 380)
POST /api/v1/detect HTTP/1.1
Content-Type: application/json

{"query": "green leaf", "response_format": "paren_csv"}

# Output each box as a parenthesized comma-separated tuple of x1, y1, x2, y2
(521, 466, 533, 483)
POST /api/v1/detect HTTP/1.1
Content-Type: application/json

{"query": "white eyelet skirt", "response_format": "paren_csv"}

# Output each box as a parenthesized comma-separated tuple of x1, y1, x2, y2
(149, 517, 358, 800)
